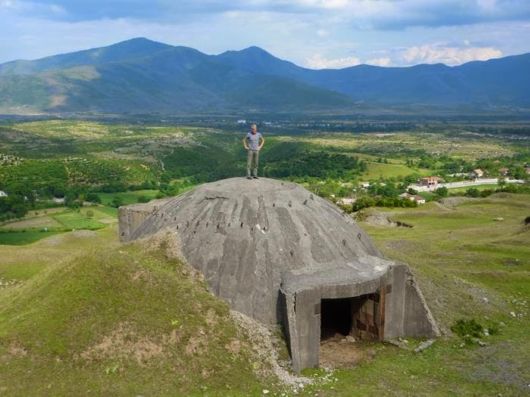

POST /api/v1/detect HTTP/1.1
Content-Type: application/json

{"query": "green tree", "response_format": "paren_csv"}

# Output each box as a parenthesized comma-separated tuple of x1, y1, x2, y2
(137, 195, 150, 203)
(435, 186, 448, 197)
(466, 188, 480, 198)
(111, 196, 124, 208)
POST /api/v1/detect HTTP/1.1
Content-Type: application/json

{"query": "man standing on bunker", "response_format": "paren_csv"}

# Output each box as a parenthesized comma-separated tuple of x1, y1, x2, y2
(243, 123, 265, 179)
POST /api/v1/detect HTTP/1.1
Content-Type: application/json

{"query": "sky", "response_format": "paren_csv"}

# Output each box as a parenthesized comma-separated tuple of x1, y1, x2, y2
(1, 0, 530, 68)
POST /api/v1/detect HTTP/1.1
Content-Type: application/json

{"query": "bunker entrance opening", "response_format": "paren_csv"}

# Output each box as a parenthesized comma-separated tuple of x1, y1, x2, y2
(320, 293, 382, 341)
(321, 297, 353, 340)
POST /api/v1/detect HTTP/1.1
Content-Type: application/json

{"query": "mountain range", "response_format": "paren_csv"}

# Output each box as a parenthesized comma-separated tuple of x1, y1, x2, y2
(0, 37, 529, 114)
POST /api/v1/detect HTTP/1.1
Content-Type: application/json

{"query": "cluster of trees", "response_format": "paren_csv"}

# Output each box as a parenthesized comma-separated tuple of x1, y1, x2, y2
(0, 194, 30, 221)
(407, 153, 530, 181)
(349, 196, 418, 212)
(465, 183, 530, 198)
(265, 151, 366, 179)
(0, 157, 160, 201)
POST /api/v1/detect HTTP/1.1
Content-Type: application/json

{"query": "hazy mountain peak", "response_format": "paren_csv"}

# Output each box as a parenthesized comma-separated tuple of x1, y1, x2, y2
(239, 46, 272, 55)
(108, 37, 172, 50)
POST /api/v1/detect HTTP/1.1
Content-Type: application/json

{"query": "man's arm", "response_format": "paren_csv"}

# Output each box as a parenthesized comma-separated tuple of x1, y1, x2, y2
(242, 137, 249, 150)
(258, 136, 265, 150)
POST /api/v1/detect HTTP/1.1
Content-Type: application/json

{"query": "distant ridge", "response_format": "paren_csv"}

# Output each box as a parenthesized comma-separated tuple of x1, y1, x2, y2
(0, 37, 529, 114)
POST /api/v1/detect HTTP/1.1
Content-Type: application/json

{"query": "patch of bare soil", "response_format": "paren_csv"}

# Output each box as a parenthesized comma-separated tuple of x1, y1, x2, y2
(0, 216, 61, 230)
(356, 210, 413, 228)
(7, 342, 27, 358)
(364, 212, 398, 227)
(71, 230, 97, 238)
(79, 322, 165, 366)
(384, 239, 417, 251)
(98, 217, 117, 224)
(439, 197, 475, 208)
(319, 335, 374, 369)
(42, 234, 65, 246)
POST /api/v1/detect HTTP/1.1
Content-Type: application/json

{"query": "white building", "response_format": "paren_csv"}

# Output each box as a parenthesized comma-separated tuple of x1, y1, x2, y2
(470, 169, 485, 179)
(400, 192, 426, 205)
(337, 197, 357, 206)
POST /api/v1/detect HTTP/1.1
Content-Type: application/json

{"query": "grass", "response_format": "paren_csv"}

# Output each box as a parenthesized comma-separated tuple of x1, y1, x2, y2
(277, 131, 516, 161)
(0, 261, 45, 281)
(0, 230, 62, 246)
(447, 183, 499, 193)
(52, 211, 106, 230)
(0, 235, 270, 396)
(363, 161, 430, 180)
(0, 192, 527, 395)
(1, 120, 529, 395)
(0, 208, 111, 246)
(303, 193, 530, 396)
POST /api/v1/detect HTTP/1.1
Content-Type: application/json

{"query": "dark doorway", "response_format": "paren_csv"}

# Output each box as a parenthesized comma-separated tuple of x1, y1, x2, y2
(320, 298, 353, 340)
(321, 293, 383, 342)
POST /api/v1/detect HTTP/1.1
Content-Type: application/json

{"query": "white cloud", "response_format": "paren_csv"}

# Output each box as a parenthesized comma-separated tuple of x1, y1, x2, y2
(306, 53, 361, 69)
(401, 44, 503, 65)
(366, 57, 392, 66)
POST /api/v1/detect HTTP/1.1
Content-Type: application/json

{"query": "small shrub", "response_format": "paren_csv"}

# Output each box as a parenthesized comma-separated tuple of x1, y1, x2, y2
(451, 319, 483, 338)
(434, 186, 448, 197)
(451, 318, 500, 345)
(111, 197, 124, 208)
(86, 210, 94, 218)
(465, 188, 480, 198)
(137, 195, 150, 203)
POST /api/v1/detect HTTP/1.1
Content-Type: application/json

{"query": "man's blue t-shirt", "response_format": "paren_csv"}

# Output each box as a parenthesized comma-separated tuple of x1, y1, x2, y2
(246, 132, 262, 151)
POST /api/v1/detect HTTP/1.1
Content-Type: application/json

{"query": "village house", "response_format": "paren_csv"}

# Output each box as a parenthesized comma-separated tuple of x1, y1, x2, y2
(419, 176, 441, 189)
(0, 190, 8, 198)
(52, 197, 65, 204)
(498, 167, 509, 176)
(337, 197, 357, 206)
(470, 168, 485, 179)
(400, 192, 426, 205)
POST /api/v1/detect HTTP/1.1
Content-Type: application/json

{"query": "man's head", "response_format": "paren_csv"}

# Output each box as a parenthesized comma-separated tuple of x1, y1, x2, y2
(250, 124, 257, 134)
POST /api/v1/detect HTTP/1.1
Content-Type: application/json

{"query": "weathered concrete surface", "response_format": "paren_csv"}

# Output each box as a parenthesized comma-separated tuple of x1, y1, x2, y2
(119, 177, 439, 371)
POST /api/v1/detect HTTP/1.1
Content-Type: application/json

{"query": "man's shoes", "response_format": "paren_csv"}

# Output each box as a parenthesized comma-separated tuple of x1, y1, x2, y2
(247, 176, 252, 180)
(253, 176, 259, 179)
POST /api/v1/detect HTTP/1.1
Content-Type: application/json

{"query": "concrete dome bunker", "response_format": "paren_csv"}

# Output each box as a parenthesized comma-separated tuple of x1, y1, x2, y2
(119, 178, 439, 372)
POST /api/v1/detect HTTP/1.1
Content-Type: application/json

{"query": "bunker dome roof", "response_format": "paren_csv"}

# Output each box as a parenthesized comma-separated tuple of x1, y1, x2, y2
(122, 177, 393, 324)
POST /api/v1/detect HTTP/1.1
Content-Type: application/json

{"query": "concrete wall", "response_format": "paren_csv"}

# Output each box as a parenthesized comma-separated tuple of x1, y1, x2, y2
(282, 276, 385, 372)
(383, 264, 440, 339)
(282, 264, 439, 373)
(118, 198, 172, 242)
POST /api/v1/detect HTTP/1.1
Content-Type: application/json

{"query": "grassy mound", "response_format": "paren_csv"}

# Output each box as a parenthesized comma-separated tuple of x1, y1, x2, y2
(0, 245, 268, 396)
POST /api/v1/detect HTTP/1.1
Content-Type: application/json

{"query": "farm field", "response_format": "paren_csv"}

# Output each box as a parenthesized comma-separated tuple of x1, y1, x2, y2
(0, 207, 113, 245)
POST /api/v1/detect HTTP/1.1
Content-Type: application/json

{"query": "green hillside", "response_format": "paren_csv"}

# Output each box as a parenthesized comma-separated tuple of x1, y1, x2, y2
(0, 193, 528, 395)
(0, 229, 271, 396)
